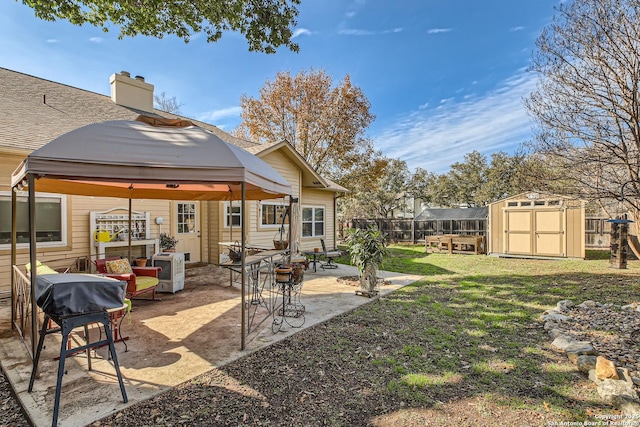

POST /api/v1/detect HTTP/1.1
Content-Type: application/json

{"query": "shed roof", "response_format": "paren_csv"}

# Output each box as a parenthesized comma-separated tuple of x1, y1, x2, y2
(414, 207, 488, 221)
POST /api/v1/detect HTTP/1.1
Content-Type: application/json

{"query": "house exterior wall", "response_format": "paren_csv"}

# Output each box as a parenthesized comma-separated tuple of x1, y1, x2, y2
(300, 188, 336, 251)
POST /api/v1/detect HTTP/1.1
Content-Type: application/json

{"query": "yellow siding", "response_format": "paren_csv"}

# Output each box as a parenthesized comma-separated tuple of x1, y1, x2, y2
(300, 188, 336, 251)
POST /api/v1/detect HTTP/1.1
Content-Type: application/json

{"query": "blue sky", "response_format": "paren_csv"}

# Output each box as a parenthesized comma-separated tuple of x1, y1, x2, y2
(0, 0, 560, 173)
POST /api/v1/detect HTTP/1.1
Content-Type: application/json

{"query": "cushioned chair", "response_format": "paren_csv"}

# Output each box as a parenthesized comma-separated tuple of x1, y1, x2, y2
(320, 239, 341, 269)
(95, 257, 161, 300)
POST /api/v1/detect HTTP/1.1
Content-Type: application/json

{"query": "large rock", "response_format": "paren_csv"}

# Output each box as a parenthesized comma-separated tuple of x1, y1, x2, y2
(577, 355, 597, 374)
(597, 378, 639, 405)
(565, 342, 596, 363)
(542, 312, 570, 322)
(596, 356, 619, 380)
(551, 335, 574, 351)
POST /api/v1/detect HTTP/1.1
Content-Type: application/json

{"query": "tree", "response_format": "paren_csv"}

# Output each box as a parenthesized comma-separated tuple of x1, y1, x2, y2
(236, 69, 377, 180)
(154, 92, 183, 114)
(524, 0, 640, 227)
(21, 0, 300, 53)
(475, 151, 527, 205)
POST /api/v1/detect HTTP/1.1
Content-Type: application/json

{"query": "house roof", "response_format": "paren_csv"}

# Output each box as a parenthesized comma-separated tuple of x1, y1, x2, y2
(414, 207, 488, 221)
(0, 67, 345, 194)
(0, 67, 258, 153)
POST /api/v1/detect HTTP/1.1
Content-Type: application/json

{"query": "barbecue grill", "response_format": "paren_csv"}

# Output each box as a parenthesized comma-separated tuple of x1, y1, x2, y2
(28, 273, 129, 427)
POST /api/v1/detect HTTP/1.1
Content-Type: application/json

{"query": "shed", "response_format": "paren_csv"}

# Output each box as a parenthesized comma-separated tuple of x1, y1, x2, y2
(488, 192, 585, 259)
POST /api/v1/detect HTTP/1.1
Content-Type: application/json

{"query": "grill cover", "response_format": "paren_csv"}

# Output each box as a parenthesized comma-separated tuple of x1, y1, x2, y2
(35, 274, 126, 318)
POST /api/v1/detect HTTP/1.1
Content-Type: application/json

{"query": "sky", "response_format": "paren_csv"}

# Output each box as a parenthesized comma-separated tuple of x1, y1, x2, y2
(0, 0, 561, 174)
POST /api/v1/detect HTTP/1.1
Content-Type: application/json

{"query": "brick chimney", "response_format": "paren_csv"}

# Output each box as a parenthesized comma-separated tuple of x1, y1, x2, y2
(109, 71, 154, 112)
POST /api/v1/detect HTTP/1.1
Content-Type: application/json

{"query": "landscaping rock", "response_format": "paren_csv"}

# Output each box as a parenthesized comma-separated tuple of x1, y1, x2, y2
(565, 341, 596, 363)
(577, 355, 597, 374)
(542, 312, 570, 322)
(619, 399, 640, 416)
(551, 335, 574, 351)
(596, 356, 619, 380)
(597, 378, 638, 405)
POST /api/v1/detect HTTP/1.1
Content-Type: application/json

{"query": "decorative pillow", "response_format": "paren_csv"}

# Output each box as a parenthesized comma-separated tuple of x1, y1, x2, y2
(105, 258, 133, 274)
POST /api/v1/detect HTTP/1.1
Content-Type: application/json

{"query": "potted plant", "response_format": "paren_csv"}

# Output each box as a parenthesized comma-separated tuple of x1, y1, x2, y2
(159, 233, 178, 252)
(344, 226, 388, 297)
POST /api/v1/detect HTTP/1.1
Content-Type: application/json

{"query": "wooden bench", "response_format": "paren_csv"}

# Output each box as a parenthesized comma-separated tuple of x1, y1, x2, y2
(426, 235, 485, 255)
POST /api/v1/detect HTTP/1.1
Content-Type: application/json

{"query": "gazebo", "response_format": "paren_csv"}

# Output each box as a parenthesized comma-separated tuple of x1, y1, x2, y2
(10, 116, 292, 356)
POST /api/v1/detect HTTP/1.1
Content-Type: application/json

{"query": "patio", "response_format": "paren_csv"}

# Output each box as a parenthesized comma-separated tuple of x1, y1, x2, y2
(0, 263, 422, 427)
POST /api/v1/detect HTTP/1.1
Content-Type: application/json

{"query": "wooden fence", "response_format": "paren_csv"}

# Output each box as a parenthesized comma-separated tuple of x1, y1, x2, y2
(347, 217, 611, 249)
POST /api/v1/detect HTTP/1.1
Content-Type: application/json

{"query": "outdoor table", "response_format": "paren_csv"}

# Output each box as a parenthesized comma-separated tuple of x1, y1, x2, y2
(303, 250, 321, 272)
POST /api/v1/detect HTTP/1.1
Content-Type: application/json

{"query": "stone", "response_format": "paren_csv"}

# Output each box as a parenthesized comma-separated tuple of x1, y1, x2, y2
(596, 356, 619, 380)
(542, 312, 570, 322)
(556, 300, 575, 312)
(565, 342, 596, 363)
(619, 399, 640, 416)
(578, 300, 597, 309)
(597, 378, 639, 405)
(617, 367, 634, 386)
(551, 335, 574, 351)
(548, 328, 566, 340)
(577, 355, 597, 374)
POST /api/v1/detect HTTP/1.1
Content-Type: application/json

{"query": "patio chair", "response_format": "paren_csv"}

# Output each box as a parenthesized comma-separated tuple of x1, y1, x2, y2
(95, 257, 161, 300)
(320, 239, 341, 269)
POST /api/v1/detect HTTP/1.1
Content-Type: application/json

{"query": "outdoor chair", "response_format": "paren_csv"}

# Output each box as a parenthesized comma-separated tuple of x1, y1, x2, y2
(95, 257, 161, 300)
(320, 239, 341, 269)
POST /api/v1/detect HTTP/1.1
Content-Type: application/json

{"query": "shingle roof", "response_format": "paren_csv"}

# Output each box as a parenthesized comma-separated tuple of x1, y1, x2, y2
(0, 67, 259, 152)
(414, 207, 488, 221)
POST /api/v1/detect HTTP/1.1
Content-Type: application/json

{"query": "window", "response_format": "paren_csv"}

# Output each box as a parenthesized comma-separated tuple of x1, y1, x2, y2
(177, 202, 196, 234)
(260, 202, 289, 227)
(0, 192, 67, 248)
(302, 206, 324, 237)
(224, 202, 242, 228)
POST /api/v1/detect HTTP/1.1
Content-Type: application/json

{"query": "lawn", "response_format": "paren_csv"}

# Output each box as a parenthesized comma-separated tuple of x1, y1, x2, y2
(99, 246, 640, 426)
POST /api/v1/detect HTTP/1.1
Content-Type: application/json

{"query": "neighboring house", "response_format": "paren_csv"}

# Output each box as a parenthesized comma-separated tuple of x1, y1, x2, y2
(0, 68, 346, 293)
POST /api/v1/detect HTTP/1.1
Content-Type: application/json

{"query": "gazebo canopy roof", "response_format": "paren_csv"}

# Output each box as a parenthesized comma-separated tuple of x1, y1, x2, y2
(11, 117, 291, 200)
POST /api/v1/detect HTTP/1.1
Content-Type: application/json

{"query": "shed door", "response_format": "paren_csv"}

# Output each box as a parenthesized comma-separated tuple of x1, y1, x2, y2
(534, 210, 564, 257)
(505, 210, 532, 255)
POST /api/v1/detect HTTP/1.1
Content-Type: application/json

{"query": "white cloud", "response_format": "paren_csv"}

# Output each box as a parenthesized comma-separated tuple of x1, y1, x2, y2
(338, 28, 375, 36)
(292, 28, 312, 38)
(373, 71, 538, 173)
(46, 39, 59, 43)
(197, 106, 242, 123)
(427, 28, 453, 34)
(339, 27, 403, 36)
(89, 37, 103, 43)
(509, 26, 525, 32)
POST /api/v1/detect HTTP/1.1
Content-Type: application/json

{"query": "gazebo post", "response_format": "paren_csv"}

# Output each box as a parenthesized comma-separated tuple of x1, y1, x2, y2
(240, 182, 246, 350)
(10, 189, 16, 330)
(28, 174, 38, 358)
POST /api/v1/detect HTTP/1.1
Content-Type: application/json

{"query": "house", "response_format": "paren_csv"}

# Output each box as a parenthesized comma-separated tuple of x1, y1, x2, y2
(0, 67, 346, 293)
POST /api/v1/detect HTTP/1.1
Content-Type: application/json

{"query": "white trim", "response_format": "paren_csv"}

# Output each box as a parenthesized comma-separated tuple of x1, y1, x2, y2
(301, 205, 325, 238)
(223, 201, 242, 228)
(259, 201, 289, 229)
(0, 191, 68, 249)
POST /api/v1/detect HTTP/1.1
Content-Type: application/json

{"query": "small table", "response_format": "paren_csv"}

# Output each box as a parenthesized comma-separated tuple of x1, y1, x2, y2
(303, 251, 321, 272)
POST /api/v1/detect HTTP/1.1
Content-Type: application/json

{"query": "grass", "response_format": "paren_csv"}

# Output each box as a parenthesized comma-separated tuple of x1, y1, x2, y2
(106, 244, 640, 426)
(333, 244, 640, 421)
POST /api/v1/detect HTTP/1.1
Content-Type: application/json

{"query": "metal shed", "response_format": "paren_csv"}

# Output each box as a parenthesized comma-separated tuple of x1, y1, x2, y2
(488, 192, 585, 259)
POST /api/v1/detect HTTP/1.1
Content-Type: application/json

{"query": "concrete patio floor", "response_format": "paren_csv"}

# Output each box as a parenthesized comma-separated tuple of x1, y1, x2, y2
(0, 263, 423, 427)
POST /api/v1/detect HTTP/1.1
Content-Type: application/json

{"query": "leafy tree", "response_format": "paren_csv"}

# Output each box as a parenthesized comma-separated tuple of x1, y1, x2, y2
(236, 68, 377, 180)
(524, 0, 640, 226)
(344, 226, 388, 294)
(475, 151, 527, 205)
(448, 151, 487, 206)
(154, 92, 183, 114)
(406, 167, 434, 206)
(20, 0, 301, 53)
